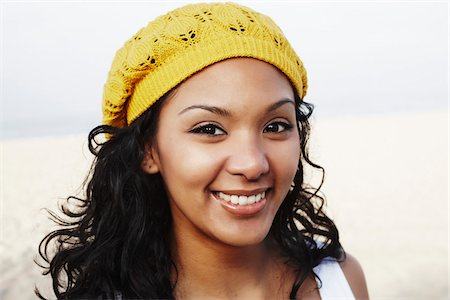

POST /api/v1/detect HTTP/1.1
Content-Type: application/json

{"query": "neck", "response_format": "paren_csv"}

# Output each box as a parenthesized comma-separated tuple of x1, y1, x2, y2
(170, 227, 290, 299)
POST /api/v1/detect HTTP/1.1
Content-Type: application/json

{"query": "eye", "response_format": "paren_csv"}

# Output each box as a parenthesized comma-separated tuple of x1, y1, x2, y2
(263, 121, 293, 133)
(190, 123, 226, 136)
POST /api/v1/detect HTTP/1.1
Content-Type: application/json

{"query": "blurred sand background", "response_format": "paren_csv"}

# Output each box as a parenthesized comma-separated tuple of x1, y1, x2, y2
(1, 1, 448, 299)
(1, 109, 448, 300)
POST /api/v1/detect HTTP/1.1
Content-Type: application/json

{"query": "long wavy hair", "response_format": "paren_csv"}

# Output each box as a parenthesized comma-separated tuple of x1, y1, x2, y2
(36, 90, 344, 299)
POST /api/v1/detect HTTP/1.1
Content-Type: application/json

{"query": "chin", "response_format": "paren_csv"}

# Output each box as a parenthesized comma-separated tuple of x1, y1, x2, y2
(213, 225, 272, 248)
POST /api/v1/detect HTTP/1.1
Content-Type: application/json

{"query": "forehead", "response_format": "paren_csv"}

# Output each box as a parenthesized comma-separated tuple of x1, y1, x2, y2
(163, 58, 295, 111)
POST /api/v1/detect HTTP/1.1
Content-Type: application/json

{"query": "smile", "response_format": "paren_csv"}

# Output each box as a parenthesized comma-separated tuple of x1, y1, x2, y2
(216, 191, 266, 206)
(212, 190, 268, 216)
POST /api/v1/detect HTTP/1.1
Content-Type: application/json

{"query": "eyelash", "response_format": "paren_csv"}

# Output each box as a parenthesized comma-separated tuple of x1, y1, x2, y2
(189, 124, 226, 136)
(263, 121, 293, 133)
(190, 121, 293, 136)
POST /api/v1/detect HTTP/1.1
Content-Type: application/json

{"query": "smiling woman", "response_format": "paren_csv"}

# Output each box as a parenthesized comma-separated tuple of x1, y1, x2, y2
(36, 2, 368, 299)
(145, 58, 300, 248)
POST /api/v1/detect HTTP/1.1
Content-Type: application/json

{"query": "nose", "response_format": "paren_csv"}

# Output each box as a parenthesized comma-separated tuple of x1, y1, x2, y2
(225, 136, 269, 181)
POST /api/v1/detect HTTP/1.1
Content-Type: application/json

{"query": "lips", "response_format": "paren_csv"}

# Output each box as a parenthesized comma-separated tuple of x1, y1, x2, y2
(212, 189, 269, 216)
(216, 191, 265, 206)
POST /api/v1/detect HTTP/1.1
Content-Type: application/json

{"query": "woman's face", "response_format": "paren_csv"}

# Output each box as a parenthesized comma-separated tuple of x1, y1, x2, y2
(145, 58, 300, 247)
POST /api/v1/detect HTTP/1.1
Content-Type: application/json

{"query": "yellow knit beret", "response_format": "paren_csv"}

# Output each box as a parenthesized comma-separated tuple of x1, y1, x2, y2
(102, 2, 308, 128)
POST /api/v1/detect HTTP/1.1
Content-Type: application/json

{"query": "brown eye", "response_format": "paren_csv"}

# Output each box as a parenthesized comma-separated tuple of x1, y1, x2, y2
(190, 124, 226, 136)
(264, 122, 293, 133)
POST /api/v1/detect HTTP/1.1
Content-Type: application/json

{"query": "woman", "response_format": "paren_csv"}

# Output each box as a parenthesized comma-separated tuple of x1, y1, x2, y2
(37, 2, 368, 299)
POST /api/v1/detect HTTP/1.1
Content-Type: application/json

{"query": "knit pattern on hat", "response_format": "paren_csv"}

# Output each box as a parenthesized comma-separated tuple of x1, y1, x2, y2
(102, 2, 308, 128)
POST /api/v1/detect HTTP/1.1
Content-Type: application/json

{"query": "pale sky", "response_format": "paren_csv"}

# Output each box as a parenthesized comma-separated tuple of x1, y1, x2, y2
(1, 1, 448, 138)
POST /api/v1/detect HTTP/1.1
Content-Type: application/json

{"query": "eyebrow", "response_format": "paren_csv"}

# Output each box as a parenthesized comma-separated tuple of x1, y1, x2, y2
(178, 98, 295, 116)
(266, 98, 296, 112)
(178, 104, 232, 117)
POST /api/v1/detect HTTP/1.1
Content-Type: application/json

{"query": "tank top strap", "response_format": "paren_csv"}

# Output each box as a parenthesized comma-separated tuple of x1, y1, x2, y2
(313, 258, 355, 299)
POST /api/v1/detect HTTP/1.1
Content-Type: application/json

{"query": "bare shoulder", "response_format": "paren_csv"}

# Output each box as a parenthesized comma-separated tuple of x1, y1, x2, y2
(339, 252, 369, 299)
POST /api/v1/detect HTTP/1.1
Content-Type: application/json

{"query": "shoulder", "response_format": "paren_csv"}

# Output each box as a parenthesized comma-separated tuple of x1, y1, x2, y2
(339, 252, 369, 299)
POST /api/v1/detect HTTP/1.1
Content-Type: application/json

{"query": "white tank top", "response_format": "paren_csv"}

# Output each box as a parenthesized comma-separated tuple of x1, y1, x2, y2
(313, 258, 355, 299)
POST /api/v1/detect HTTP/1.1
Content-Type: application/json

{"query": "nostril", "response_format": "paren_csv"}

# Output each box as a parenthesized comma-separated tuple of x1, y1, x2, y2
(225, 138, 269, 180)
(227, 157, 269, 181)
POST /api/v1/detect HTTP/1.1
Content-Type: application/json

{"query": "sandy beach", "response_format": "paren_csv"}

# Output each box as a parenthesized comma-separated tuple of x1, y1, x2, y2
(1, 110, 448, 299)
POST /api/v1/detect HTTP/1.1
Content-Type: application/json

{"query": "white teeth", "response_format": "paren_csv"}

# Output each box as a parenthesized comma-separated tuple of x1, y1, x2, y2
(216, 191, 266, 206)
(219, 192, 231, 202)
(255, 193, 261, 202)
(238, 196, 248, 205)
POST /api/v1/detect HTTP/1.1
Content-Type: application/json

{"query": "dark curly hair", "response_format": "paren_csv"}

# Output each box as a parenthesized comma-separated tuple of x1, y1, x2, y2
(36, 90, 344, 299)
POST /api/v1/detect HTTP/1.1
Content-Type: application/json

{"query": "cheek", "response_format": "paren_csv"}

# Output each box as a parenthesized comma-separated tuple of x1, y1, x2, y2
(270, 139, 300, 184)
(157, 137, 224, 189)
